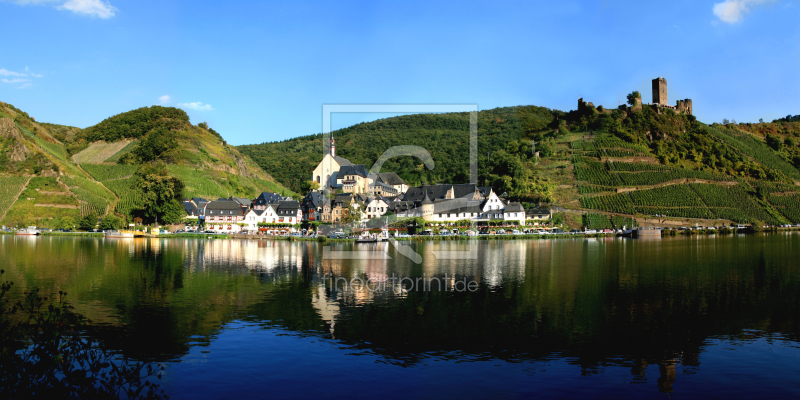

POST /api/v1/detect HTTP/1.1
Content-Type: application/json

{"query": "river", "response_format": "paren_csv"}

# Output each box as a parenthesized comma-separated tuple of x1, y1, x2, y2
(1, 234, 799, 399)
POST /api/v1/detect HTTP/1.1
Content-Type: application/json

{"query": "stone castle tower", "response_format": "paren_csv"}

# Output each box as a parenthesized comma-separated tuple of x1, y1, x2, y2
(652, 77, 667, 105)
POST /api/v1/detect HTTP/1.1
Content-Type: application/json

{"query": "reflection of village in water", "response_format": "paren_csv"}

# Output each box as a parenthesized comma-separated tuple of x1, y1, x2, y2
(4, 234, 800, 393)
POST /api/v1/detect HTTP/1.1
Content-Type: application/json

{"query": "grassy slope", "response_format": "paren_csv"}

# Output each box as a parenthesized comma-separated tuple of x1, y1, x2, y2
(0, 101, 296, 226)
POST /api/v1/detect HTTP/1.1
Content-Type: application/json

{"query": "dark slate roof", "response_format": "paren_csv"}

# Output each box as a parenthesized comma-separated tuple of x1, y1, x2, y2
(183, 201, 198, 215)
(388, 200, 415, 212)
(276, 200, 301, 215)
(205, 200, 245, 215)
(232, 197, 252, 207)
(333, 193, 352, 206)
(421, 191, 433, 205)
(302, 192, 323, 208)
(525, 208, 551, 215)
(248, 208, 267, 216)
(403, 184, 489, 202)
(371, 180, 397, 191)
(432, 199, 483, 214)
(277, 200, 300, 210)
(338, 165, 368, 179)
(191, 197, 208, 204)
(254, 191, 283, 206)
(504, 202, 525, 212)
(377, 172, 405, 186)
(333, 156, 353, 166)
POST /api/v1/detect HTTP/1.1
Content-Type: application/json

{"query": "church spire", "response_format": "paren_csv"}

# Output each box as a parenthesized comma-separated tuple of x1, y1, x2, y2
(330, 133, 336, 157)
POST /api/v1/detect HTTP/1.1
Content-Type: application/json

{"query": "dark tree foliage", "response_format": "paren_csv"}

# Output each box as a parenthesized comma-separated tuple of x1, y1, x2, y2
(626, 91, 641, 106)
(78, 213, 97, 231)
(131, 127, 179, 163)
(132, 162, 185, 224)
(82, 106, 189, 142)
(0, 271, 169, 399)
(237, 106, 554, 193)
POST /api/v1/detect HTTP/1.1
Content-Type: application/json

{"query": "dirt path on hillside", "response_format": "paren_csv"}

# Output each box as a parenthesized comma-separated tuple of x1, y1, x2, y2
(0, 176, 31, 222)
(34, 204, 79, 209)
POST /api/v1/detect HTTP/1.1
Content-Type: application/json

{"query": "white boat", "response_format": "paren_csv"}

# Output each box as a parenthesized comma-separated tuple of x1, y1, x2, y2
(16, 226, 40, 236)
(104, 230, 135, 238)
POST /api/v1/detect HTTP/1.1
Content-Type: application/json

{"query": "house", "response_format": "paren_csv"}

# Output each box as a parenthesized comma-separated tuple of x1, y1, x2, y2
(402, 184, 493, 203)
(525, 208, 552, 225)
(253, 191, 285, 210)
(328, 193, 359, 223)
(338, 165, 371, 194)
(275, 200, 302, 225)
(204, 199, 246, 233)
(321, 199, 333, 222)
(502, 202, 526, 225)
(375, 172, 407, 194)
(301, 192, 324, 222)
(363, 196, 390, 219)
(369, 180, 399, 196)
(243, 208, 267, 233)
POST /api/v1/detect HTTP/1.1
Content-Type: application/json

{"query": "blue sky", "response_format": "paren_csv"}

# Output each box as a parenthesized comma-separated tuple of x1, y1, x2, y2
(1, 0, 799, 145)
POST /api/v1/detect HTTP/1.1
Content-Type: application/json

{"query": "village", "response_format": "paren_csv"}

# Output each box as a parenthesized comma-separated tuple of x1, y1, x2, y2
(181, 135, 552, 235)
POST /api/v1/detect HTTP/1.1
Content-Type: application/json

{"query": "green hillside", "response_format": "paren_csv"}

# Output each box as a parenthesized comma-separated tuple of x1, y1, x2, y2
(0, 101, 295, 228)
(239, 99, 800, 227)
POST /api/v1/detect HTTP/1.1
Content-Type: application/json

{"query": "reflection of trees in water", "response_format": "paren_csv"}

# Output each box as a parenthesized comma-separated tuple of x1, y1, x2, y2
(4, 236, 800, 392)
(314, 241, 800, 392)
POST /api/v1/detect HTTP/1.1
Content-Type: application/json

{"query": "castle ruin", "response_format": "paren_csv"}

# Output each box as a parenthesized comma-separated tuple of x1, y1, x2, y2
(579, 76, 693, 117)
(651, 77, 692, 115)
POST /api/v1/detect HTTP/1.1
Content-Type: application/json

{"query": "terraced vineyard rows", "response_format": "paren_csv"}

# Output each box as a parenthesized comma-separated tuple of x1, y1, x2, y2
(81, 164, 138, 181)
(747, 181, 800, 223)
(707, 126, 800, 181)
(60, 175, 115, 217)
(628, 184, 714, 219)
(582, 212, 613, 230)
(689, 183, 778, 224)
(574, 157, 623, 187)
(0, 176, 30, 219)
(167, 165, 230, 198)
(104, 178, 144, 216)
(610, 216, 637, 229)
(579, 193, 635, 215)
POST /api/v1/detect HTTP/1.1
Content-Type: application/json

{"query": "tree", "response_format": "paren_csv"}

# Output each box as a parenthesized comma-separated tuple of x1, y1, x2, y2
(99, 215, 123, 230)
(626, 91, 641, 106)
(59, 216, 74, 230)
(766, 134, 783, 151)
(134, 162, 185, 224)
(339, 203, 361, 225)
(78, 214, 97, 231)
(132, 127, 179, 162)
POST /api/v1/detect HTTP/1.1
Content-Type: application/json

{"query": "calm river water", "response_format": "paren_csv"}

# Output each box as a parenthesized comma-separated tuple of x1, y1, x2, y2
(2, 234, 800, 399)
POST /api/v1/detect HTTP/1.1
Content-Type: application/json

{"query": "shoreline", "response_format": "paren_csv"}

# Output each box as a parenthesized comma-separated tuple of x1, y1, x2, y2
(2, 227, 797, 241)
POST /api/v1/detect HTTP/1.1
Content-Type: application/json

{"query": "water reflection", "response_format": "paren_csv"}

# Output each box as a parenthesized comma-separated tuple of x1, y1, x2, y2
(2, 234, 800, 394)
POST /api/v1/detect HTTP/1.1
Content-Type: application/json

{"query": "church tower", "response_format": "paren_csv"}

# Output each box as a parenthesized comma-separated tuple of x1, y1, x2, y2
(330, 134, 336, 157)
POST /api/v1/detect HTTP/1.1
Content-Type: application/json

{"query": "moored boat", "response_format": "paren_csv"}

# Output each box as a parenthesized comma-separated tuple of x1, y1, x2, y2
(16, 226, 40, 236)
(104, 230, 136, 238)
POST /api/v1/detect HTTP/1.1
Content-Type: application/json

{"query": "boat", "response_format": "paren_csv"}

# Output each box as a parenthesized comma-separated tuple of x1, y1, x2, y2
(16, 226, 40, 236)
(104, 230, 136, 238)
(355, 227, 389, 243)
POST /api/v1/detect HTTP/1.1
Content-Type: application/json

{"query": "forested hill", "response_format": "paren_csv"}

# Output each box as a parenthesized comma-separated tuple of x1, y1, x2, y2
(238, 106, 555, 194)
(240, 99, 800, 227)
(0, 101, 294, 228)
